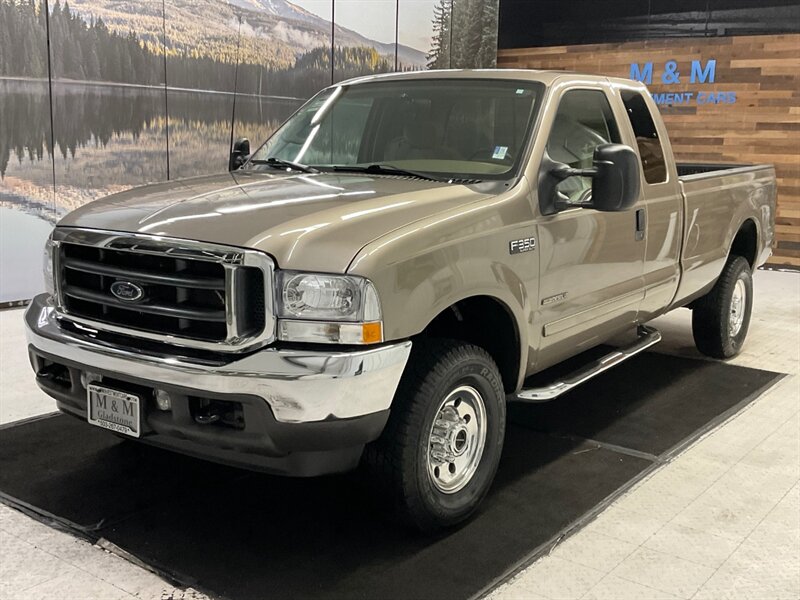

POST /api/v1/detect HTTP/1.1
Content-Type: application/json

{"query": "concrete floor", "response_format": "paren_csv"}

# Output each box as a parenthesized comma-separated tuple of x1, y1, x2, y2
(1, 270, 798, 600)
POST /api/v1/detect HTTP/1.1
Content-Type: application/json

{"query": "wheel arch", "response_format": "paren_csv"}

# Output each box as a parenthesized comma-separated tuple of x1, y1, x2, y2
(417, 294, 523, 394)
(729, 218, 759, 269)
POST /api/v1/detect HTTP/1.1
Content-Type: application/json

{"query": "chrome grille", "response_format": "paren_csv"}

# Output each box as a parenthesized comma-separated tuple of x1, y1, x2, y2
(52, 228, 275, 352)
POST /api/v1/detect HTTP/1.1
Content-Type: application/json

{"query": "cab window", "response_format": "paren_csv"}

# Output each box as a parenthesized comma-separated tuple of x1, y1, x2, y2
(621, 90, 667, 184)
(546, 89, 621, 203)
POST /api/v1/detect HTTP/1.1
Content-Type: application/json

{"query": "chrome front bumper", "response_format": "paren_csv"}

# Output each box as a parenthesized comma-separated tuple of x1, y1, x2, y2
(25, 294, 411, 424)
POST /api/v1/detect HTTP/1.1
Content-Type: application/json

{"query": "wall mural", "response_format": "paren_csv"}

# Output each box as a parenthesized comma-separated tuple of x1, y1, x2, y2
(0, 0, 53, 303)
(0, 0, 501, 303)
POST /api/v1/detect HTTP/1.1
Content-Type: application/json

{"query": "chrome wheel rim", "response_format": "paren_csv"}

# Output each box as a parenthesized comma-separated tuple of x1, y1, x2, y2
(729, 278, 746, 337)
(427, 385, 487, 494)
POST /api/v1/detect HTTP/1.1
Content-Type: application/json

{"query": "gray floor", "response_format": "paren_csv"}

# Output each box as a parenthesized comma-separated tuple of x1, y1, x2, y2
(1, 270, 798, 600)
(492, 270, 800, 600)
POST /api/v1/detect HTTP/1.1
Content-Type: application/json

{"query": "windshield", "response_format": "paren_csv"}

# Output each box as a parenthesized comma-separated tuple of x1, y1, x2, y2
(249, 79, 544, 181)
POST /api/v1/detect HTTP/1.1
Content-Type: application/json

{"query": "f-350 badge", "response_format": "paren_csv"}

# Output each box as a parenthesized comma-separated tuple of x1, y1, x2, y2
(509, 237, 536, 254)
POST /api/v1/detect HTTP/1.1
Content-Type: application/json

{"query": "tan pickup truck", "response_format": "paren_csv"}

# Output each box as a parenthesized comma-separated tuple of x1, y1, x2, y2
(26, 70, 776, 530)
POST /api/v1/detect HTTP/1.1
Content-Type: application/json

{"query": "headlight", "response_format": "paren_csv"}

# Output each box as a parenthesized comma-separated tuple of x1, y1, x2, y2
(278, 272, 380, 321)
(43, 234, 55, 297)
(277, 272, 383, 344)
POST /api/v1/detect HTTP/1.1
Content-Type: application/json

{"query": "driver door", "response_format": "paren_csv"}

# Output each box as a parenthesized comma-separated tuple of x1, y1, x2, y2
(532, 86, 646, 370)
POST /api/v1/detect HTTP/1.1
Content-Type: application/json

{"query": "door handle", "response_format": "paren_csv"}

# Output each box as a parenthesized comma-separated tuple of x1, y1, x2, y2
(635, 208, 646, 242)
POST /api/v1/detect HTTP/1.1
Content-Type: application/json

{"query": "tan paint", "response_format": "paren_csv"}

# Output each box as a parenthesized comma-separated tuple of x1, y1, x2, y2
(57, 69, 777, 392)
(525, 78, 645, 372)
(671, 165, 776, 307)
(58, 170, 491, 274)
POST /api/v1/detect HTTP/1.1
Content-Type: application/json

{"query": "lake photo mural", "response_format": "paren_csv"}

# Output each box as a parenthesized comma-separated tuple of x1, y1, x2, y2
(0, 1, 53, 303)
(0, 0, 500, 303)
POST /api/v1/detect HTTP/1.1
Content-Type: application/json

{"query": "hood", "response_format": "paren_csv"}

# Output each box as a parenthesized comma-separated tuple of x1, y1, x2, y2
(59, 171, 490, 272)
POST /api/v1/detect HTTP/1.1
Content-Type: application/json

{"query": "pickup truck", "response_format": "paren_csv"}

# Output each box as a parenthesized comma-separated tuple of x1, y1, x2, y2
(26, 70, 776, 530)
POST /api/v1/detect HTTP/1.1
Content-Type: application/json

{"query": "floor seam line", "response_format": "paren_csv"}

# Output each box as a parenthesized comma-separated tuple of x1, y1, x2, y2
(607, 568, 684, 599)
(580, 438, 662, 463)
(538, 432, 661, 463)
(577, 541, 657, 599)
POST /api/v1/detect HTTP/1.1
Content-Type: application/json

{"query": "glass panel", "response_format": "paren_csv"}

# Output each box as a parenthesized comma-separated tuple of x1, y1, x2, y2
(300, 94, 375, 165)
(621, 90, 668, 184)
(252, 79, 543, 180)
(48, 0, 168, 210)
(396, 0, 437, 70)
(450, 0, 499, 68)
(0, 0, 54, 303)
(164, 0, 239, 178)
(396, 0, 439, 71)
(546, 89, 621, 202)
(333, 0, 397, 82)
(231, 0, 333, 151)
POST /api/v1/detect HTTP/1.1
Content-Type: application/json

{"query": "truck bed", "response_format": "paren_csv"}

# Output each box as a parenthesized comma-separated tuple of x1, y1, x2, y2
(671, 163, 777, 308)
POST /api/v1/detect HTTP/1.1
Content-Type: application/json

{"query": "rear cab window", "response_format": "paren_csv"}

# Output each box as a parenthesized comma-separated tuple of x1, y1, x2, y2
(620, 91, 667, 184)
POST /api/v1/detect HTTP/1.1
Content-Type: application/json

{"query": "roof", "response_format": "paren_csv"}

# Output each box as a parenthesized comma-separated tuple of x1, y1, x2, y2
(337, 68, 647, 90)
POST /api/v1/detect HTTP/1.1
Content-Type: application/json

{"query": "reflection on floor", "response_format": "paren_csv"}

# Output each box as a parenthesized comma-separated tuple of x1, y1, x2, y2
(0, 270, 797, 600)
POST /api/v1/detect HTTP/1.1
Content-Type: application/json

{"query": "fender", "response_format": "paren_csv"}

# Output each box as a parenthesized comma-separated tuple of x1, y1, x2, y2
(348, 183, 538, 389)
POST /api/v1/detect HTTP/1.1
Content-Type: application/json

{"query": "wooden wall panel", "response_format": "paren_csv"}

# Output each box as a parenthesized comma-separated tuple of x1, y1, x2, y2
(498, 34, 800, 267)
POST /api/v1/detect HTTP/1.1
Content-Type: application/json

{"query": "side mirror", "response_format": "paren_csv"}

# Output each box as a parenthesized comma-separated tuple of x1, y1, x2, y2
(229, 138, 251, 171)
(590, 144, 641, 212)
(538, 144, 641, 215)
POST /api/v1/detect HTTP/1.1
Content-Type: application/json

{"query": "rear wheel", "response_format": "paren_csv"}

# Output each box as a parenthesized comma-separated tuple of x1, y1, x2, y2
(692, 255, 753, 359)
(363, 338, 506, 531)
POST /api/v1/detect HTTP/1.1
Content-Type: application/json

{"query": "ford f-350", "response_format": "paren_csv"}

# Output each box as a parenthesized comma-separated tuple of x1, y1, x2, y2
(26, 70, 776, 530)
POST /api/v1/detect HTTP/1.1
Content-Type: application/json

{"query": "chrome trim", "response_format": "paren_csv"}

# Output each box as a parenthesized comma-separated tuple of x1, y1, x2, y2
(512, 325, 662, 402)
(224, 264, 241, 340)
(52, 227, 275, 353)
(26, 295, 411, 423)
(52, 238, 64, 306)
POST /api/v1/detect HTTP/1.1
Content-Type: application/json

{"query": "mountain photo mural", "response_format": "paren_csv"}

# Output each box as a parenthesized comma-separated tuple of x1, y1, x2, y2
(0, 0, 499, 303)
(0, 0, 54, 304)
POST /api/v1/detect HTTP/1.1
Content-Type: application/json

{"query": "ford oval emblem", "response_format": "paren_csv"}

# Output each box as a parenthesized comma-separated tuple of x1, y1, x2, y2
(110, 281, 145, 303)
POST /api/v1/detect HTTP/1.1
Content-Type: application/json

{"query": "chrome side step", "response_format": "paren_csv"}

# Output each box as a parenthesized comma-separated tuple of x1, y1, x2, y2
(512, 325, 662, 403)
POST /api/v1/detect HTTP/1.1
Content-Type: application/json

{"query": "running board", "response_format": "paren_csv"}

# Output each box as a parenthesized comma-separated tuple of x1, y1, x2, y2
(512, 325, 662, 402)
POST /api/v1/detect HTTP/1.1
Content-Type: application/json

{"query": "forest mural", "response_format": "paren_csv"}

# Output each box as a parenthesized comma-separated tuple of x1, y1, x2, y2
(0, 0, 499, 303)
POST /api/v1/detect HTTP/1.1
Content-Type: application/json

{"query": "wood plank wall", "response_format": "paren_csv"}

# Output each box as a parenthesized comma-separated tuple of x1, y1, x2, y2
(498, 34, 800, 267)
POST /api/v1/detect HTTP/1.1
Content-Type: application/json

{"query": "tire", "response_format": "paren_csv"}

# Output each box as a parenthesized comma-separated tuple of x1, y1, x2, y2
(363, 338, 506, 531)
(692, 255, 753, 359)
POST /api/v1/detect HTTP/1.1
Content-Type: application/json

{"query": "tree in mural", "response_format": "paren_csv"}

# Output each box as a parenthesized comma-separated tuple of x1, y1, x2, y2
(0, 0, 48, 78)
(428, 0, 498, 69)
(428, 0, 453, 69)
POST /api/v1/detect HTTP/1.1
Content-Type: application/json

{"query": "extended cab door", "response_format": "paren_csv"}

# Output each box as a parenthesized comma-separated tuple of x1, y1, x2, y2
(614, 84, 683, 318)
(531, 84, 646, 371)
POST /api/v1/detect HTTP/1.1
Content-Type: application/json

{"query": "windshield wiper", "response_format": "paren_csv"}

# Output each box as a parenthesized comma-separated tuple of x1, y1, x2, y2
(329, 164, 445, 182)
(248, 157, 319, 174)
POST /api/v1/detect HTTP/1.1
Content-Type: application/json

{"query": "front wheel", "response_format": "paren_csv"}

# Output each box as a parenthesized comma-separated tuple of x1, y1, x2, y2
(692, 255, 754, 359)
(363, 339, 506, 531)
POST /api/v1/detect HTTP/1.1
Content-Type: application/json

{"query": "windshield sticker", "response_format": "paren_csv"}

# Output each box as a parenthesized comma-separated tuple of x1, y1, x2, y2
(492, 146, 509, 160)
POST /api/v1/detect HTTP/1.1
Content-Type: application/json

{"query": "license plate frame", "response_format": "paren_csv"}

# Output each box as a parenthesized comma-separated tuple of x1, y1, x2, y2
(87, 384, 141, 438)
